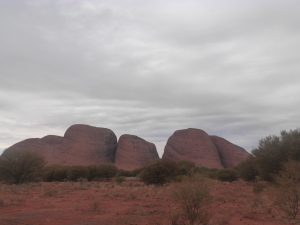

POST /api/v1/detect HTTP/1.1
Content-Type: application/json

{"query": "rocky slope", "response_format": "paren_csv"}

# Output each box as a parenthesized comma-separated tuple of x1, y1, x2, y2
(209, 135, 249, 168)
(162, 128, 249, 168)
(115, 134, 159, 170)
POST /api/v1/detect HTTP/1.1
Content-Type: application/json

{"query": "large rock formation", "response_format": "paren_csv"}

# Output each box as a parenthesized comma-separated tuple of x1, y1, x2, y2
(115, 134, 159, 170)
(162, 128, 224, 168)
(162, 128, 249, 168)
(5, 125, 249, 169)
(209, 135, 249, 168)
(5, 124, 118, 166)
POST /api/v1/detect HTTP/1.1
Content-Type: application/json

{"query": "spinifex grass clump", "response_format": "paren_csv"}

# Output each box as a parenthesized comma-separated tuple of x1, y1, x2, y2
(171, 175, 213, 225)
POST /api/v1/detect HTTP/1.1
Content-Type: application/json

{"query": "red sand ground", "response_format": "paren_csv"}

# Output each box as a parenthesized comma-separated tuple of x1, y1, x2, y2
(0, 179, 297, 225)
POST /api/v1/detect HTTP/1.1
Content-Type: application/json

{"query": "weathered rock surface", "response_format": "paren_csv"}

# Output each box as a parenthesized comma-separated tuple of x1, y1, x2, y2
(162, 128, 249, 168)
(5, 124, 118, 166)
(162, 128, 224, 168)
(209, 135, 249, 168)
(115, 134, 159, 170)
(5, 125, 249, 169)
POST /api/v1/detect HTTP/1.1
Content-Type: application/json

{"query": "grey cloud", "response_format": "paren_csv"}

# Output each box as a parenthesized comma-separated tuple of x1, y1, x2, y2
(1, 0, 300, 156)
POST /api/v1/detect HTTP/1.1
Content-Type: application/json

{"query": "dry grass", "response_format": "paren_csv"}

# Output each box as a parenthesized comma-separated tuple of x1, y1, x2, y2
(0, 180, 296, 225)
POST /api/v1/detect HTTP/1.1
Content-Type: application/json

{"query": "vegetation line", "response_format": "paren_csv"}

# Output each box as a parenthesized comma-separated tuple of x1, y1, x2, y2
(0, 218, 33, 225)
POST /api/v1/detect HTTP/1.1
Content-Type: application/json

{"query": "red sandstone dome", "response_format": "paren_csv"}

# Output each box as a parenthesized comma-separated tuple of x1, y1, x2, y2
(162, 128, 249, 168)
(162, 128, 224, 168)
(6, 124, 118, 165)
(5, 125, 249, 169)
(115, 134, 159, 170)
(209, 135, 249, 168)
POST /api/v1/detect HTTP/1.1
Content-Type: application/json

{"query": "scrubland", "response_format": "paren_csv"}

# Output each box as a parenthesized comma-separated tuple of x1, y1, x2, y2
(0, 178, 296, 225)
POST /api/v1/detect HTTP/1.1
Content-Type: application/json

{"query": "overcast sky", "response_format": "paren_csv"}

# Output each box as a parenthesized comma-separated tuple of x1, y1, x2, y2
(1, 0, 300, 157)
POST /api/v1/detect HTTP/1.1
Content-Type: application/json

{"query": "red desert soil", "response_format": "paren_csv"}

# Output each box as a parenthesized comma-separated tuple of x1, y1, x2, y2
(0, 180, 296, 225)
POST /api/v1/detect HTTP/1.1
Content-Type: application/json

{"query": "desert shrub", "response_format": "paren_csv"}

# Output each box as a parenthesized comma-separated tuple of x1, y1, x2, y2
(216, 168, 238, 182)
(87, 165, 98, 181)
(194, 166, 209, 174)
(42, 165, 58, 182)
(52, 165, 69, 181)
(115, 175, 126, 184)
(171, 175, 213, 225)
(204, 168, 219, 180)
(235, 155, 259, 181)
(177, 160, 196, 176)
(273, 160, 300, 219)
(252, 128, 300, 181)
(139, 158, 179, 185)
(252, 182, 265, 195)
(131, 167, 144, 177)
(97, 164, 118, 181)
(117, 169, 132, 177)
(0, 149, 46, 185)
(66, 165, 88, 181)
(117, 167, 144, 177)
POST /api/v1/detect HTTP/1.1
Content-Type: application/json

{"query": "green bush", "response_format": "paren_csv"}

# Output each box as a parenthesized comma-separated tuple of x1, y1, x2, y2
(97, 164, 118, 181)
(42, 165, 69, 182)
(273, 160, 300, 219)
(177, 160, 196, 176)
(252, 128, 300, 181)
(235, 155, 259, 181)
(216, 168, 238, 182)
(87, 165, 98, 181)
(139, 158, 179, 185)
(204, 168, 219, 180)
(171, 175, 213, 225)
(194, 166, 209, 174)
(66, 165, 88, 181)
(0, 149, 46, 184)
(115, 175, 126, 184)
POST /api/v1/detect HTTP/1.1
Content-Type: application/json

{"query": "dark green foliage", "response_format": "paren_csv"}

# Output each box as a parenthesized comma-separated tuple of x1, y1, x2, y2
(97, 164, 118, 181)
(117, 167, 143, 177)
(177, 160, 196, 176)
(194, 166, 209, 174)
(131, 167, 144, 177)
(235, 155, 259, 181)
(204, 168, 219, 180)
(273, 160, 300, 219)
(115, 175, 126, 184)
(117, 169, 132, 177)
(0, 149, 46, 184)
(66, 165, 88, 181)
(52, 165, 69, 181)
(87, 165, 98, 181)
(252, 129, 300, 181)
(216, 168, 238, 182)
(42, 165, 69, 182)
(139, 158, 179, 185)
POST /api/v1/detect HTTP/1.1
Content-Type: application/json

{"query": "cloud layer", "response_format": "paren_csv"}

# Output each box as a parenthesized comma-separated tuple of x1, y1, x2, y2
(1, 0, 300, 156)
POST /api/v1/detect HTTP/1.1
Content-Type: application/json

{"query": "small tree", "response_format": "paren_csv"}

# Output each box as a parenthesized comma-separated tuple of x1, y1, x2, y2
(0, 149, 46, 184)
(66, 165, 88, 181)
(177, 160, 196, 176)
(171, 175, 213, 225)
(97, 164, 118, 181)
(87, 165, 98, 181)
(273, 160, 300, 220)
(216, 168, 238, 182)
(252, 129, 300, 181)
(139, 158, 179, 185)
(235, 155, 259, 181)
